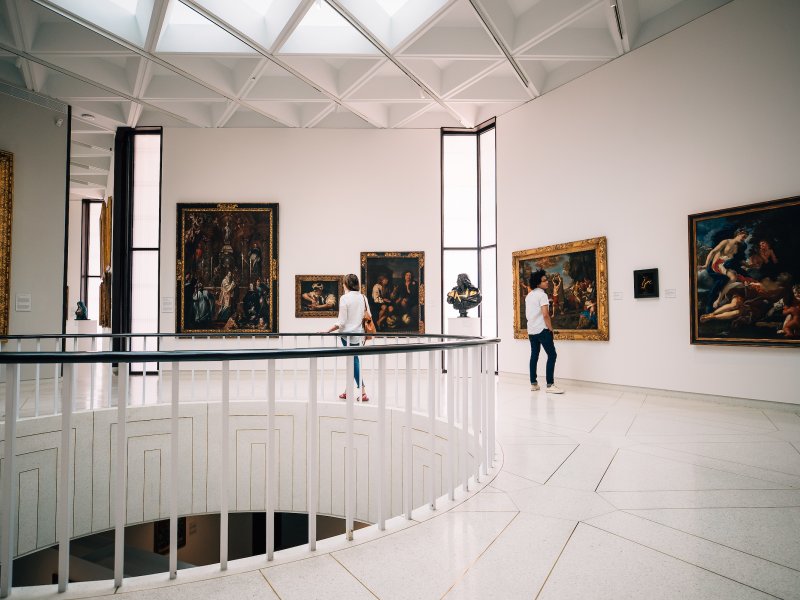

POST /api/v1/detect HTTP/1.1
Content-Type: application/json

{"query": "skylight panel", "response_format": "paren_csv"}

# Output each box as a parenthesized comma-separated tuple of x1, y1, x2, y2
(303, 2, 348, 27)
(241, 0, 275, 17)
(376, 0, 409, 17)
(109, 0, 139, 14)
(169, 2, 209, 26)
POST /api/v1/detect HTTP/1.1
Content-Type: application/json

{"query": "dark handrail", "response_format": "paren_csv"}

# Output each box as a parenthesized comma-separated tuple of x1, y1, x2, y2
(0, 332, 479, 341)
(0, 337, 500, 364)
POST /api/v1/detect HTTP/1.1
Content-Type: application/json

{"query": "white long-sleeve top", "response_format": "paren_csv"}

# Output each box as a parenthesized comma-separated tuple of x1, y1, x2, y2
(335, 291, 371, 344)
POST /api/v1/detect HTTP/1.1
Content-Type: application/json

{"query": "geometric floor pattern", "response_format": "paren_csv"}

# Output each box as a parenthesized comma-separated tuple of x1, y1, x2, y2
(14, 377, 800, 599)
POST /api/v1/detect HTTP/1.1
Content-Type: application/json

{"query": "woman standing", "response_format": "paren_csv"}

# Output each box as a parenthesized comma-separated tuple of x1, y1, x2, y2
(526, 269, 564, 394)
(324, 273, 371, 401)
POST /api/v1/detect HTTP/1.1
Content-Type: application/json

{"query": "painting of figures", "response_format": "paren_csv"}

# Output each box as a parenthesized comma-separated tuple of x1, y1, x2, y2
(361, 252, 425, 334)
(0, 150, 12, 337)
(295, 275, 343, 318)
(513, 237, 609, 341)
(176, 203, 278, 333)
(690, 196, 800, 346)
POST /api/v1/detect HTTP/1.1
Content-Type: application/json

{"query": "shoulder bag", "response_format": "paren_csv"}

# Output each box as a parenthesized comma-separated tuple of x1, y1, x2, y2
(362, 295, 376, 342)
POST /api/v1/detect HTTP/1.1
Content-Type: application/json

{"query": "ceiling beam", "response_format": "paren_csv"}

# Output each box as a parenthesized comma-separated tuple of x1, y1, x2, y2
(604, 0, 625, 56)
(466, 0, 538, 97)
(6, 0, 37, 90)
(613, 0, 638, 52)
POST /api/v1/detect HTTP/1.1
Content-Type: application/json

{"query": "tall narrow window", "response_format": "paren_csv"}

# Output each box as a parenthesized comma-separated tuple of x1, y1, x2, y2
(80, 199, 103, 322)
(442, 119, 497, 363)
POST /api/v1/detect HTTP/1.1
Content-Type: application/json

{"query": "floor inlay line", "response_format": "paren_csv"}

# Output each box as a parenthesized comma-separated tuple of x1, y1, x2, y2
(532, 521, 580, 600)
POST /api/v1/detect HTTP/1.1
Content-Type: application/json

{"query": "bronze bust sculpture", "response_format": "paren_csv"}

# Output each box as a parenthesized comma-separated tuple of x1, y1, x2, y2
(446, 273, 482, 317)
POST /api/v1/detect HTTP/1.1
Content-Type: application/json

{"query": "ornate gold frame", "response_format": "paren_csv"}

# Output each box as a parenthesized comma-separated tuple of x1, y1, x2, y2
(295, 274, 344, 318)
(512, 236, 609, 341)
(0, 150, 12, 338)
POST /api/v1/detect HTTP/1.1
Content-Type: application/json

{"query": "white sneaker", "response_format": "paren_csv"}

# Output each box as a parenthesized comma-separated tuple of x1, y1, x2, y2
(546, 385, 565, 394)
(530, 384, 540, 391)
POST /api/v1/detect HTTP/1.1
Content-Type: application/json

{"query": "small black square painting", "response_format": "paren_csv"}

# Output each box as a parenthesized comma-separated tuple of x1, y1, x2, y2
(633, 268, 659, 299)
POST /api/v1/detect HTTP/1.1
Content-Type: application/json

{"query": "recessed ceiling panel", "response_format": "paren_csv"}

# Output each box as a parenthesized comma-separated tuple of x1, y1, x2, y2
(160, 54, 264, 96)
(147, 98, 229, 127)
(245, 62, 328, 100)
(42, 54, 142, 95)
(0, 57, 26, 87)
(224, 105, 286, 128)
(246, 99, 333, 127)
(45, 0, 155, 46)
(141, 63, 227, 99)
(137, 106, 196, 127)
(398, 0, 501, 57)
(518, 27, 618, 59)
(156, 1, 256, 53)
(402, 57, 501, 97)
(448, 62, 529, 101)
(313, 105, 374, 128)
(191, 0, 305, 50)
(278, 1, 379, 55)
(279, 55, 383, 96)
(510, 0, 601, 53)
(345, 60, 422, 100)
(337, 0, 450, 50)
(398, 104, 462, 128)
(347, 100, 430, 128)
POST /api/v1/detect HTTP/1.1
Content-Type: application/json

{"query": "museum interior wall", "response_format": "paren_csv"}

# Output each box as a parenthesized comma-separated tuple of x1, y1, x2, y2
(496, 0, 800, 404)
(0, 91, 68, 342)
(158, 128, 441, 342)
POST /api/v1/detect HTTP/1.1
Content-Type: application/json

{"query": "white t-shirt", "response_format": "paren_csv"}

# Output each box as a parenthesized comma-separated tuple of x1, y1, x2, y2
(525, 288, 550, 335)
(336, 290, 370, 343)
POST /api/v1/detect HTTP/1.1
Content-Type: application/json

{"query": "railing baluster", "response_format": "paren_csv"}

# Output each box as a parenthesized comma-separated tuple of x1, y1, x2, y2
(345, 356, 354, 540)
(35, 339, 41, 417)
(404, 359, 412, 519)
(428, 351, 436, 510)
(141, 337, 147, 406)
(460, 348, 469, 493)
(57, 363, 74, 592)
(446, 349, 455, 501)
(90, 336, 97, 410)
(267, 359, 276, 560)
(220, 361, 230, 570)
(105, 338, 112, 410)
(378, 354, 387, 530)
(169, 361, 180, 580)
(307, 357, 318, 551)
(1, 364, 20, 598)
(472, 347, 482, 484)
(54, 338, 61, 415)
(114, 362, 128, 588)
(487, 345, 496, 469)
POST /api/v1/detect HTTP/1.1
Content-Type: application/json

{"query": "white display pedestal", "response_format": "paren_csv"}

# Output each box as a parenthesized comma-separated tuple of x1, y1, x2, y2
(66, 319, 98, 350)
(447, 316, 481, 338)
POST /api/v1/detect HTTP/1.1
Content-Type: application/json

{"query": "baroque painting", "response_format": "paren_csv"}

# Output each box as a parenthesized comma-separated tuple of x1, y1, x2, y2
(176, 203, 278, 333)
(690, 196, 800, 346)
(295, 275, 343, 318)
(633, 268, 659, 299)
(0, 150, 12, 338)
(361, 252, 425, 334)
(513, 237, 609, 341)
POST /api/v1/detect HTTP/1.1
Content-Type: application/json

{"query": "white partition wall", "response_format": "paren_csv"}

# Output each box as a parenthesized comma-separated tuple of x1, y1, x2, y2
(496, 0, 800, 404)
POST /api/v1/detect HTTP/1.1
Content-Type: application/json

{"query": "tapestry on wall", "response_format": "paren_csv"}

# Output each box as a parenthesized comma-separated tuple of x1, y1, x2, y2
(295, 275, 343, 318)
(361, 252, 425, 334)
(0, 150, 12, 338)
(689, 196, 800, 346)
(176, 203, 278, 333)
(512, 237, 609, 341)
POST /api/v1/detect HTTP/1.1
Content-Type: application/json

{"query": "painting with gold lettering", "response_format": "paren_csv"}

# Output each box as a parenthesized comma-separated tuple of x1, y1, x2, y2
(0, 150, 12, 338)
(176, 203, 278, 333)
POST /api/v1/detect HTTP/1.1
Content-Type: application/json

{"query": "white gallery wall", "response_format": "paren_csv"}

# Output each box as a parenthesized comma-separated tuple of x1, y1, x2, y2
(0, 91, 68, 340)
(159, 128, 441, 339)
(496, 0, 800, 403)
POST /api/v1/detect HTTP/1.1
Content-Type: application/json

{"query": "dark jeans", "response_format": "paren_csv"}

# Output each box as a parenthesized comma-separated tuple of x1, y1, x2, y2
(529, 329, 557, 386)
(340, 338, 364, 387)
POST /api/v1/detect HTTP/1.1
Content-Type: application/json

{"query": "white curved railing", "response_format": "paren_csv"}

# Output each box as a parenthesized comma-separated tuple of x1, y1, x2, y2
(0, 333, 498, 597)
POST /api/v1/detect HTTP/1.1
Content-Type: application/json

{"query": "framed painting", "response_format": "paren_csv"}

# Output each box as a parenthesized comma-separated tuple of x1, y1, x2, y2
(0, 150, 12, 338)
(689, 196, 800, 346)
(295, 275, 343, 318)
(361, 252, 425, 334)
(176, 203, 278, 333)
(512, 237, 609, 340)
(633, 268, 659, 299)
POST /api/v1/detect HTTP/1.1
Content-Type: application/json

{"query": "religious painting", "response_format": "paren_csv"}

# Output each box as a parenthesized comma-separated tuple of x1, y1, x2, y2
(633, 268, 659, 299)
(176, 203, 278, 333)
(690, 196, 800, 346)
(98, 196, 112, 328)
(361, 252, 425, 334)
(295, 275, 343, 318)
(513, 237, 609, 341)
(0, 150, 12, 338)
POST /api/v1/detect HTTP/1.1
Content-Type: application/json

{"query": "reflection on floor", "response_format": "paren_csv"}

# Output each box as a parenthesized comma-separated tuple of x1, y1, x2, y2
(7, 377, 800, 599)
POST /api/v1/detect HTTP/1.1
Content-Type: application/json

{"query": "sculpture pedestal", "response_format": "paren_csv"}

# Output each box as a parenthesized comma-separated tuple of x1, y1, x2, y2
(447, 316, 481, 338)
(66, 319, 99, 348)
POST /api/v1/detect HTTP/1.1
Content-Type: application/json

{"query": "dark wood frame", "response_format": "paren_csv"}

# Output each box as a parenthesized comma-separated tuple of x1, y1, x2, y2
(0, 150, 12, 338)
(361, 251, 425, 334)
(689, 195, 800, 347)
(633, 268, 659, 299)
(295, 275, 343, 318)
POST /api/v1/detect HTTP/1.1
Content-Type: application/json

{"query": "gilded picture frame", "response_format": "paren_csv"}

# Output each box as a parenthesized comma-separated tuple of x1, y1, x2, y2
(0, 150, 12, 338)
(176, 203, 278, 333)
(295, 275, 343, 318)
(689, 196, 800, 347)
(512, 237, 609, 341)
(361, 251, 425, 334)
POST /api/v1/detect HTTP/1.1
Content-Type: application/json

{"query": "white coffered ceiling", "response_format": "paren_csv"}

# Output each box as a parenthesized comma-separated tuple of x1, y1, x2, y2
(0, 0, 732, 200)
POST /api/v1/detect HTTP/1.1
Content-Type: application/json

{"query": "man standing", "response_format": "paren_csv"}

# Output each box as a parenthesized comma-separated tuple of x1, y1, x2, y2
(526, 269, 564, 394)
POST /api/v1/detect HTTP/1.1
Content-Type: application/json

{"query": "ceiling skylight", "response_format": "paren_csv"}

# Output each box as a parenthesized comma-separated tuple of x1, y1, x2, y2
(109, 0, 139, 15)
(241, 0, 275, 17)
(302, 2, 348, 28)
(376, 0, 409, 17)
(45, 0, 156, 46)
(278, 1, 379, 55)
(156, 1, 256, 53)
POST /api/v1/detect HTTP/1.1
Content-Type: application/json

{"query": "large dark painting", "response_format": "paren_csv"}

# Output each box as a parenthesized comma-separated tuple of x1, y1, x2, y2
(361, 252, 425, 334)
(690, 196, 800, 346)
(177, 203, 278, 333)
(0, 150, 12, 338)
(513, 237, 609, 341)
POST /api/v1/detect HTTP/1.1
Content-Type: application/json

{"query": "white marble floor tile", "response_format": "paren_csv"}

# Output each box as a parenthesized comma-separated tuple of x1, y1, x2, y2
(598, 488, 800, 510)
(596, 448, 794, 492)
(113, 572, 279, 600)
(262, 554, 375, 600)
(627, 507, 800, 570)
(538, 523, 774, 600)
(332, 511, 515, 600)
(500, 443, 578, 483)
(590, 411, 637, 436)
(650, 441, 800, 476)
(509, 485, 616, 521)
(525, 408, 610, 433)
(453, 490, 519, 512)
(485, 469, 541, 493)
(443, 513, 577, 600)
(627, 414, 768, 437)
(585, 510, 800, 600)
(545, 444, 619, 491)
